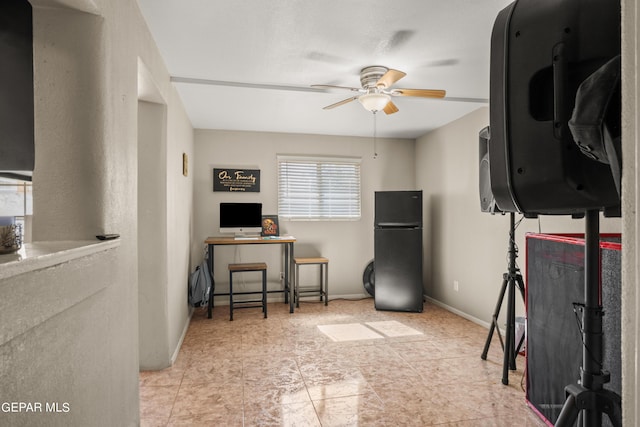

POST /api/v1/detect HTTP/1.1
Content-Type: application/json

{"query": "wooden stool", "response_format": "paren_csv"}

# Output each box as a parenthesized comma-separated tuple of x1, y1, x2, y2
(293, 257, 328, 308)
(228, 262, 267, 321)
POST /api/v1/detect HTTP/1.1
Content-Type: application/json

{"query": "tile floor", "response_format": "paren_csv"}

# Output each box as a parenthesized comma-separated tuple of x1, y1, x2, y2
(139, 298, 546, 426)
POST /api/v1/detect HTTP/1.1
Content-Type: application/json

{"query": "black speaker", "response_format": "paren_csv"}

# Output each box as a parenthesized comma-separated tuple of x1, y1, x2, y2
(488, 0, 621, 216)
(479, 127, 501, 214)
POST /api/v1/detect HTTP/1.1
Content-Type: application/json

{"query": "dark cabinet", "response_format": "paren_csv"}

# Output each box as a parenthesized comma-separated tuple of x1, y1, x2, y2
(0, 0, 34, 179)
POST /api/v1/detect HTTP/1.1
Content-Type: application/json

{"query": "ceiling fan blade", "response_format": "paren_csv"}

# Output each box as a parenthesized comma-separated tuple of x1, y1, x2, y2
(306, 51, 350, 65)
(311, 84, 361, 92)
(392, 88, 446, 98)
(383, 101, 399, 115)
(374, 30, 415, 56)
(323, 97, 358, 110)
(376, 69, 406, 88)
(422, 58, 459, 67)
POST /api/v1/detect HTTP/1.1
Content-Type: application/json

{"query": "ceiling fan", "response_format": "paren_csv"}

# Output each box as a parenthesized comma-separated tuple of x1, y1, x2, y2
(311, 65, 446, 115)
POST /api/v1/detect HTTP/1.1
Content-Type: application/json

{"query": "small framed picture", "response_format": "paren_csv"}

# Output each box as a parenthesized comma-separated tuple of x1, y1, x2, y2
(261, 215, 279, 236)
(182, 153, 188, 177)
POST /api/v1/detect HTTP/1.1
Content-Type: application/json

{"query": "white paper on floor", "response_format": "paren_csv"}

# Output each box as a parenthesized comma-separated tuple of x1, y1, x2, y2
(365, 320, 423, 337)
(317, 323, 385, 342)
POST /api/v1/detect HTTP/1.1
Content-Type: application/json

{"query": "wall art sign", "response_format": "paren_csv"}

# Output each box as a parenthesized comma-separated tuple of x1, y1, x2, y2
(213, 168, 260, 192)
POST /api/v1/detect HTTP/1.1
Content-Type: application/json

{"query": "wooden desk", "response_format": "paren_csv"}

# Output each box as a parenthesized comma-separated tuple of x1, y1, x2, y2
(204, 236, 296, 317)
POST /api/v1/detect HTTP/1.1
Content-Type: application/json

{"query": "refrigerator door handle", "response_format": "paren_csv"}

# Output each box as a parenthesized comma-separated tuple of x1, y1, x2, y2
(376, 222, 421, 228)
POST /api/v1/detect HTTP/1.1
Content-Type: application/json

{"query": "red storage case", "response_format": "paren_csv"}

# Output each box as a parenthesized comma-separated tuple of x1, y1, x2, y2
(525, 233, 621, 426)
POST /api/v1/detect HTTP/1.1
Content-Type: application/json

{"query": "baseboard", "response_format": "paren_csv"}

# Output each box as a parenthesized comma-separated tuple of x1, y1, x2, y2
(326, 293, 371, 301)
(206, 293, 487, 329)
(210, 293, 372, 306)
(171, 308, 193, 365)
(425, 295, 491, 329)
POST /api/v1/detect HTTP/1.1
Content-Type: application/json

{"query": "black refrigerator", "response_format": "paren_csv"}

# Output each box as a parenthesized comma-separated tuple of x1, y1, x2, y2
(374, 190, 423, 312)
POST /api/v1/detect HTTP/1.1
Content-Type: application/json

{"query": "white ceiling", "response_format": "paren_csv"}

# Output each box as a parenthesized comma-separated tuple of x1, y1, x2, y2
(135, 0, 512, 139)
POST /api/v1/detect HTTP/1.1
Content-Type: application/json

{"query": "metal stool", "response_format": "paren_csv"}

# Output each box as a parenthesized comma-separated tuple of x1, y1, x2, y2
(228, 262, 267, 321)
(293, 257, 328, 308)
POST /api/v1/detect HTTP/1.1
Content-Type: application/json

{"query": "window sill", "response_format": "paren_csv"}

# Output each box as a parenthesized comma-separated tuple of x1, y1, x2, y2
(0, 239, 120, 281)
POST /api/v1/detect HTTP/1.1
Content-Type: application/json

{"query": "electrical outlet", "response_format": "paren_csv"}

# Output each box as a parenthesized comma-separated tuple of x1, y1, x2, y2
(279, 272, 284, 281)
(453, 280, 459, 292)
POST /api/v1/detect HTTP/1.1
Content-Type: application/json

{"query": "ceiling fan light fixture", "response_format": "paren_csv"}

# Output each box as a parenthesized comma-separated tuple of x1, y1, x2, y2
(358, 93, 390, 112)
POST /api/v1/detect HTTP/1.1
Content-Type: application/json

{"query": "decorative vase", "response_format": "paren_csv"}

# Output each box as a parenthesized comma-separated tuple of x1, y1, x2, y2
(0, 224, 22, 254)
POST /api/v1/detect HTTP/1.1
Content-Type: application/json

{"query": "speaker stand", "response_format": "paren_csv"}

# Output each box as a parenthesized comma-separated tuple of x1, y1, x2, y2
(481, 212, 526, 385)
(554, 210, 622, 426)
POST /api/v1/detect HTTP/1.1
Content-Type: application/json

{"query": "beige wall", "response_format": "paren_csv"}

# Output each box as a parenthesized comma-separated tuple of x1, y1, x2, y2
(192, 129, 416, 300)
(0, 0, 193, 425)
(416, 107, 621, 324)
(0, 0, 636, 425)
(621, 0, 639, 422)
(165, 89, 194, 364)
(138, 80, 194, 370)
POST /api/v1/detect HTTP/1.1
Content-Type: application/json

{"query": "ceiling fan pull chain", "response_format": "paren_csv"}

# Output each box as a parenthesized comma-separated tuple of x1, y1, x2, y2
(373, 111, 378, 159)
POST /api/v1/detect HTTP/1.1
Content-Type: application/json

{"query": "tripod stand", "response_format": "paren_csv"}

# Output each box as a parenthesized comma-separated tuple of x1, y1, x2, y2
(554, 209, 621, 427)
(481, 212, 526, 385)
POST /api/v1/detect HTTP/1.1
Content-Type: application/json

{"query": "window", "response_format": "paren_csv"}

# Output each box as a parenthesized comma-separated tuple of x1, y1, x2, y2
(0, 177, 32, 242)
(278, 155, 361, 220)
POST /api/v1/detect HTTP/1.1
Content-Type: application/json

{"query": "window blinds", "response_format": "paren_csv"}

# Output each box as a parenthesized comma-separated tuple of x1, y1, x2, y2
(277, 156, 361, 220)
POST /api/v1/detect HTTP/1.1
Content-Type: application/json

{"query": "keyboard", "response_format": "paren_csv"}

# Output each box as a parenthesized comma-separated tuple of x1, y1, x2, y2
(234, 237, 260, 240)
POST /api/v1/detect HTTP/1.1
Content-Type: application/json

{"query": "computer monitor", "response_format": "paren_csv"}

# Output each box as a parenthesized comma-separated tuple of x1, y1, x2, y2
(219, 202, 262, 236)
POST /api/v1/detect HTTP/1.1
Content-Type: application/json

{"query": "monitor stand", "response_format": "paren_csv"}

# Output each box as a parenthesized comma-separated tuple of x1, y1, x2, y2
(234, 233, 260, 240)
